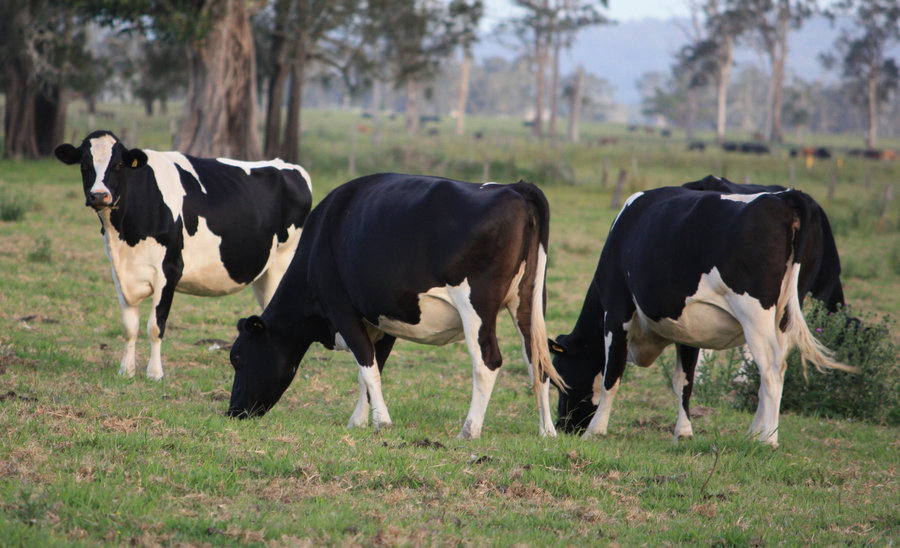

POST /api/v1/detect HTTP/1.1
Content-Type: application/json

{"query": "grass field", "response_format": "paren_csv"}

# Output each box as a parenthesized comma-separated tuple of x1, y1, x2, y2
(0, 104, 898, 545)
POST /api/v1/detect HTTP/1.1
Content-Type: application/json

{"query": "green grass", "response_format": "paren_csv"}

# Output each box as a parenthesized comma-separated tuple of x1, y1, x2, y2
(0, 103, 898, 545)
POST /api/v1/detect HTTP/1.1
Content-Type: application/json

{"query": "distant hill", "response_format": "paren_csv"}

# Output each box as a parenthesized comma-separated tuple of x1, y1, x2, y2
(475, 14, 846, 107)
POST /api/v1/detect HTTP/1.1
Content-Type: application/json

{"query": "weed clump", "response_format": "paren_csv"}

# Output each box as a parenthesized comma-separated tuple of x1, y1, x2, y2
(0, 188, 30, 221)
(730, 301, 899, 425)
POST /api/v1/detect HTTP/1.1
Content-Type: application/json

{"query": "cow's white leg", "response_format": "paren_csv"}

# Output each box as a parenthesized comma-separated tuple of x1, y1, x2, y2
(583, 377, 619, 438)
(119, 304, 139, 377)
(449, 284, 498, 440)
(508, 306, 557, 437)
(583, 326, 628, 439)
(743, 328, 784, 447)
(357, 362, 391, 429)
(347, 370, 370, 428)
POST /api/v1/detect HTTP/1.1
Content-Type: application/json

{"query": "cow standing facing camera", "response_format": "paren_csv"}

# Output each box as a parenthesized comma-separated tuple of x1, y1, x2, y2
(55, 130, 312, 380)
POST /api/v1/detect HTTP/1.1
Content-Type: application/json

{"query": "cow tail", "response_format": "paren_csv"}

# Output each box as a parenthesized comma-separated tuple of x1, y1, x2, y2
(781, 191, 859, 375)
(513, 182, 567, 393)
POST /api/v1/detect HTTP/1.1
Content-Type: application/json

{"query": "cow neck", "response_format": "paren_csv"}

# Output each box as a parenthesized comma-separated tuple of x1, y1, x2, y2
(260, 268, 330, 352)
(566, 277, 607, 351)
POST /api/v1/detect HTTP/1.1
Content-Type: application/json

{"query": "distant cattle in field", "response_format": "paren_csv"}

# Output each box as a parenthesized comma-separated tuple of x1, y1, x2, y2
(687, 141, 706, 152)
(549, 181, 856, 447)
(848, 148, 898, 161)
(55, 131, 312, 380)
(661, 129, 672, 138)
(227, 173, 562, 439)
(722, 141, 769, 154)
(752, 132, 765, 141)
(598, 137, 618, 146)
(790, 146, 832, 160)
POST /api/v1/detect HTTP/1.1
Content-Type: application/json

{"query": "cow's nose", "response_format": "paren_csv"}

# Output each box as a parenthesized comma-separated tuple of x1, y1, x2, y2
(88, 192, 111, 206)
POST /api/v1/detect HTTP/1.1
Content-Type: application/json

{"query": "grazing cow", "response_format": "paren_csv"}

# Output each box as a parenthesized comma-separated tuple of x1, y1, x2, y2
(226, 173, 562, 439)
(55, 130, 312, 380)
(549, 183, 857, 447)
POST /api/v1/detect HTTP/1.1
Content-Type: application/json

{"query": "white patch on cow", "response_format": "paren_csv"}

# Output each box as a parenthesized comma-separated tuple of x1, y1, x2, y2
(88, 134, 117, 199)
(480, 182, 500, 188)
(372, 286, 466, 345)
(178, 216, 253, 296)
(144, 151, 186, 223)
(719, 192, 767, 203)
(630, 267, 751, 353)
(216, 158, 313, 192)
(164, 151, 206, 193)
(610, 191, 644, 229)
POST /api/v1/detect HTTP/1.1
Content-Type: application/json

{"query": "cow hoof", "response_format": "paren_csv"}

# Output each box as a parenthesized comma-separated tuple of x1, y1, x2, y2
(347, 417, 369, 429)
(146, 371, 164, 381)
(118, 368, 136, 378)
(373, 421, 392, 432)
(581, 430, 606, 440)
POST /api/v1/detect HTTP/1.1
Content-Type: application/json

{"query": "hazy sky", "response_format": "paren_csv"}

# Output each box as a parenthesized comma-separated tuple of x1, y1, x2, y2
(483, 0, 692, 27)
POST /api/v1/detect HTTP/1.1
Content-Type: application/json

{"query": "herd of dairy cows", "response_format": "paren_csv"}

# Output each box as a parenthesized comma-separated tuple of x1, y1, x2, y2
(55, 130, 858, 448)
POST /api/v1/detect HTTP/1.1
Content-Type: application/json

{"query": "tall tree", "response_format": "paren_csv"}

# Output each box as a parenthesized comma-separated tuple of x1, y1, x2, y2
(507, 0, 607, 138)
(369, 0, 481, 136)
(821, 0, 900, 148)
(256, 0, 361, 161)
(451, 0, 483, 137)
(1, 1, 89, 158)
(737, 0, 816, 142)
(87, 0, 261, 158)
(682, 0, 749, 144)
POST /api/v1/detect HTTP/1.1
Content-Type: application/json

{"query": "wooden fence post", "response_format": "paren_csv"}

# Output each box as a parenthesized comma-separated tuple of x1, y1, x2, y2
(877, 183, 894, 232)
(610, 169, 627, 209)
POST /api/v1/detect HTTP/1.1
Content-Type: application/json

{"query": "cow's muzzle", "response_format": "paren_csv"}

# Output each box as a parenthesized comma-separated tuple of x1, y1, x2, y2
(87, 192, 112, 208)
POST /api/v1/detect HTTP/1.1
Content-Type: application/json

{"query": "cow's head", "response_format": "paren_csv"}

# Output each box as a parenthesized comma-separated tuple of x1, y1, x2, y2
(54, 130, 148, 210)
(227, 315, 303, 419)
(548, 334, 603, 434)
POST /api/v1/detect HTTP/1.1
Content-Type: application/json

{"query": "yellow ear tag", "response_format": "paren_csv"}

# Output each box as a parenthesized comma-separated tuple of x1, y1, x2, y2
(131, 159, 138, 168)
(551, 343, 564, 353)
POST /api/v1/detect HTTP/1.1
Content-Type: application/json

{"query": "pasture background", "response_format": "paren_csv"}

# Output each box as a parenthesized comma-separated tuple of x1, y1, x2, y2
(0, 104, 898, 545)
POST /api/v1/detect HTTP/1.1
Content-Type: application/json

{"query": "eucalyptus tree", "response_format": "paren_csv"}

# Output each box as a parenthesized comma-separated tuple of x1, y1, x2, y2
(821, 0, 900, 148)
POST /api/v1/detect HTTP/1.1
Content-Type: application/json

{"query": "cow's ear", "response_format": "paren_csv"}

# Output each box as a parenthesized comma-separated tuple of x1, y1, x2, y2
(123, 148, 148, 169)
(548, 337, 568, 355)
(244, 315, 266, 335)
(54, 144, 82, 165)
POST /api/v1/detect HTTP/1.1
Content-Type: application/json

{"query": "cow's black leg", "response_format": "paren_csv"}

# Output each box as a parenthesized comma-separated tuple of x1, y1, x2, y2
(348, 334, 395, 429)
(673, 344, 699, 440)
(583, 321, 629, 438)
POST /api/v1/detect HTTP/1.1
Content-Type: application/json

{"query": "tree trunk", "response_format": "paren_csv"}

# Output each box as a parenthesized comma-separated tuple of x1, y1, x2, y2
(686, 86, 697, 141)
(174, 0, 261, 159)
(533, 31, 547, 137)
(715, 35, 734, 145)
(406, 79, 420, 135)
(867, 68, 878, 148)
(769, 6, 789, 143)
(263, 0, 291, 158)
(455, 51, 471, 137)
(568, 65, 583, 143)
(282, 54, 304, 163)
(3, 56, 39, 159)
(548, 38, 561, 139)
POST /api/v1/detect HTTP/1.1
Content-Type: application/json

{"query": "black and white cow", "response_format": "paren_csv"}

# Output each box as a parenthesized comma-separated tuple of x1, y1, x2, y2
(55, 130, 312, 380)
(549, 184, 858, 447)
(682, 176, 844, 312)
(226, 172, 562, 439)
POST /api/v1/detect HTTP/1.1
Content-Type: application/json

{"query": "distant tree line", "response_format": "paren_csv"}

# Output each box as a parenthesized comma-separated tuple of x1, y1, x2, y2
(1, 0, 613, 161)
(639, 0, 900, 148)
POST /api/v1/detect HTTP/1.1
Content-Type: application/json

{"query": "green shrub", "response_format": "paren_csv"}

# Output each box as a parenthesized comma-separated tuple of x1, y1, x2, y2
(27, 236, 52, 263)
(734, 301, 899, 425)
(0, 188, 30, 221)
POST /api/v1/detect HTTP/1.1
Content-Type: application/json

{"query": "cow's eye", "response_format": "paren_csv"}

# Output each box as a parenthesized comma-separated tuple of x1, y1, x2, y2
(115, 161, 124, 170)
